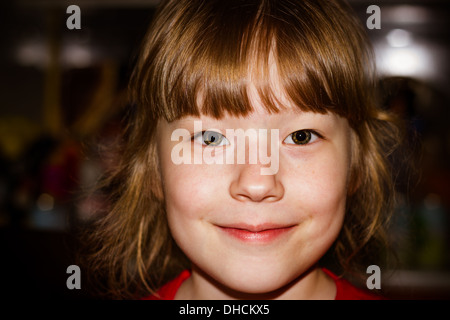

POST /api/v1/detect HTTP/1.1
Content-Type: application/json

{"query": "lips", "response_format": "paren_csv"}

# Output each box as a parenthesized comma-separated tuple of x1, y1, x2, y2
(216, 223, 296, 243)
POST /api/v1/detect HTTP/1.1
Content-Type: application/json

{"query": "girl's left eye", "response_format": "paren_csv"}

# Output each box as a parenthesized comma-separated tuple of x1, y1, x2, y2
(193, 131, 230, 146)
(283, 130, 320, 145)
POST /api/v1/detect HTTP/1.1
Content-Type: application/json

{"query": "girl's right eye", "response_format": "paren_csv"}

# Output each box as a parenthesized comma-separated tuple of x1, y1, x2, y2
(193, 131, 230, 146)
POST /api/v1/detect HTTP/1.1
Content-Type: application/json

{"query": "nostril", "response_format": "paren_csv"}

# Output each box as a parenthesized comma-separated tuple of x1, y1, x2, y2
(230, 179, 284, 203)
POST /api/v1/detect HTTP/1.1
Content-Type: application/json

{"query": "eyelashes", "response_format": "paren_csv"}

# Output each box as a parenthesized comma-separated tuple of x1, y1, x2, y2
(283, 130, 322, 145)
(192, 131, 230, 146)
(192, 130, 323, 146)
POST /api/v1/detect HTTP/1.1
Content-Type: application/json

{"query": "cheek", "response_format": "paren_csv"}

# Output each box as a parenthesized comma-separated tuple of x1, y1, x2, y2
(159, 140, 200, 216)
(288, 154, 348, 204)
(161, 164, 207, 256)
(161, 159, 230, 226)
(162, 165, 203, 219)
(161, 163, 233, 266)
(282, 149, 350, 235)
(311, 162, 348, 212)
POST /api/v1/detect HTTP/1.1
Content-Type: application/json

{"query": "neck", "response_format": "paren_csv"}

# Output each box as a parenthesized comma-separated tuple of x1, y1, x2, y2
(175, 264, 336, 300)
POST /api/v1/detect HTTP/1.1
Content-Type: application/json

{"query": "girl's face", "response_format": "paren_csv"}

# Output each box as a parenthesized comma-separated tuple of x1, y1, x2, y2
(156, 86, 353, 298)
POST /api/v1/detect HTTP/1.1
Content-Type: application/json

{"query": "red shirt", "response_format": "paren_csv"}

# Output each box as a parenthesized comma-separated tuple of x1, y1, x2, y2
(142, 268, 383, 300)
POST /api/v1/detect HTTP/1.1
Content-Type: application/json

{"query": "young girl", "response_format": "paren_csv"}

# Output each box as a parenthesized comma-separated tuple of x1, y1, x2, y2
(84, 0, 403, 299)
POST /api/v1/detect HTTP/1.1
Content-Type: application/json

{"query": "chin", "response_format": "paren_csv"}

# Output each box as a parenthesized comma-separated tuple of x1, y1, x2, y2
(213, 265, 298, 297)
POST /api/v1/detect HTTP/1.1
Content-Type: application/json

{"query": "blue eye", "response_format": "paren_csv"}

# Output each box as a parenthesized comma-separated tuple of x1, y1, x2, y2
(283, 130, 319, 145)
(193, 131, 230, 146)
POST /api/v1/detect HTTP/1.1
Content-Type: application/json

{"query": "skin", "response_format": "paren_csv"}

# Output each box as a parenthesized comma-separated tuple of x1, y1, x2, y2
(156, 84, 353, 299)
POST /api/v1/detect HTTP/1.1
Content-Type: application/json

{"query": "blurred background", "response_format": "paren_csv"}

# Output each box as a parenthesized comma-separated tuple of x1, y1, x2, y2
(0, 0, 449, 299)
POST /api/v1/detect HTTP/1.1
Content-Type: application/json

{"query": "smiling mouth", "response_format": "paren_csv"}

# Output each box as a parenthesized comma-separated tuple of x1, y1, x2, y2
(216, 224, 297, 243)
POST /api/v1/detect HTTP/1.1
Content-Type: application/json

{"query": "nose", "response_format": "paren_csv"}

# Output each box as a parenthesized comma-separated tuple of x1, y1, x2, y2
(229, 164, 284, 202)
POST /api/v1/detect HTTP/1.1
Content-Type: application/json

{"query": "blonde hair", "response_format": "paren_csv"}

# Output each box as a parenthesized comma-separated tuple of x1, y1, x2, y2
(84, 0, 402, 298)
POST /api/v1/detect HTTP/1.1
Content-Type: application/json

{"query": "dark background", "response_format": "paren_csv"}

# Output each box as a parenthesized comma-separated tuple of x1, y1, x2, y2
(1, 0, 450, 299)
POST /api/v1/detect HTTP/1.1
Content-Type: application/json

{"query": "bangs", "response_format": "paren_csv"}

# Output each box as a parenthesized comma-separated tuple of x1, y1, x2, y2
(131, 0, 375, 125)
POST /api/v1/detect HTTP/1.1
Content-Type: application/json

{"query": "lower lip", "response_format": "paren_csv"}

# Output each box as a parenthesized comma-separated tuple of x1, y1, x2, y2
(218, 226, 295, 243)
